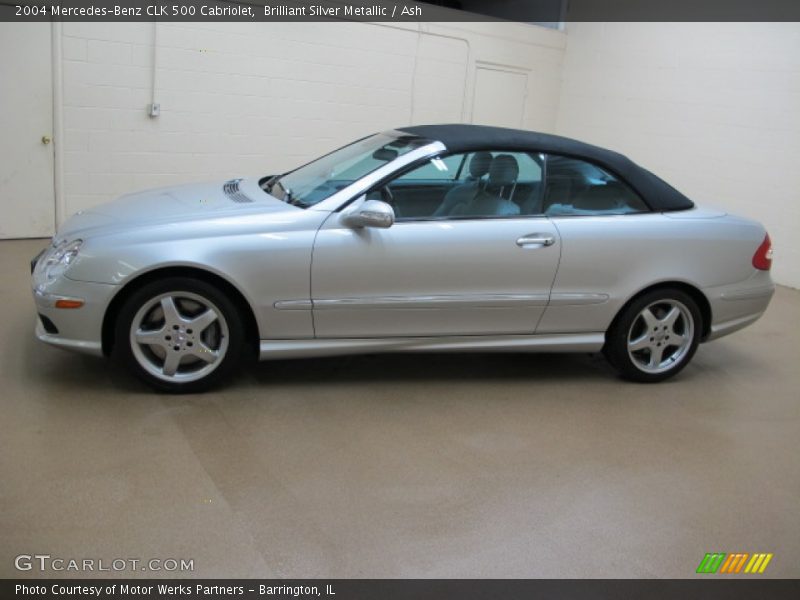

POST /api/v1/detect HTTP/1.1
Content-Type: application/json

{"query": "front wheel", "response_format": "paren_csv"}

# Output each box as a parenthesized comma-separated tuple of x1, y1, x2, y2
(604, 288, 702, 383)
(114, 278, 245, 392)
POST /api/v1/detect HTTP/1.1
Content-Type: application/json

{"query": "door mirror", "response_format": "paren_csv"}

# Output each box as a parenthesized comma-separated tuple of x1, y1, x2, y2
(342, 199, 395, 229)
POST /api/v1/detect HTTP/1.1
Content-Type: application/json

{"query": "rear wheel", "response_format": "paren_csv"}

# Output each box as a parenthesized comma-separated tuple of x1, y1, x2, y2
(114, 278, 244, 392)
(604, 288, 702, 382)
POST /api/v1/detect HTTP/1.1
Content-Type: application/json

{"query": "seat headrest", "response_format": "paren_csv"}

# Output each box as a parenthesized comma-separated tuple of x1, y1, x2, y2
(468, 151, 493, 179)
(488, 154, 519, 187)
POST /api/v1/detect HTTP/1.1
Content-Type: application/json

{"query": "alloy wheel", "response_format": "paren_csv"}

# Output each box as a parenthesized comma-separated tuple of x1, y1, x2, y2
(626, 299, 694, 375)
(129, 292, 229, 383)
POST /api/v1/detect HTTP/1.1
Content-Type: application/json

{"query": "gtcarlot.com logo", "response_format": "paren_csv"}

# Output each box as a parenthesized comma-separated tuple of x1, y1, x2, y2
(696, 552, 773, 574)
(14, 554, 194, 573)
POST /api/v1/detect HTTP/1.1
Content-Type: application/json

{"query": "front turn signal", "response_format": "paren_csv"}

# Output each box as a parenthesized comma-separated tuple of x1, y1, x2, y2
(55, 299, 85, 309)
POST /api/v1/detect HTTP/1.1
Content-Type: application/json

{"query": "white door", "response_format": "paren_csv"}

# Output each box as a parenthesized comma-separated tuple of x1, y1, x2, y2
(472, 67, 528, 128)
(0, 23, 55, 238)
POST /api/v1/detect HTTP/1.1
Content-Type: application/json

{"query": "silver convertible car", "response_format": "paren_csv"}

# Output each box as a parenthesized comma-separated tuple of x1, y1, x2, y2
(32, 124, 775, 392)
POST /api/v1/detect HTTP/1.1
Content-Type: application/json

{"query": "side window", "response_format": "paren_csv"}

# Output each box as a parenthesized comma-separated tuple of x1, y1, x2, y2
(378, 151, 544, 220)
(543, 155, 648, 216)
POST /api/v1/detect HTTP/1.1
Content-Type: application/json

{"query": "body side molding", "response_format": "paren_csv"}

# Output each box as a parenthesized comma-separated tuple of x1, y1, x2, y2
(311, 293, 550, 310)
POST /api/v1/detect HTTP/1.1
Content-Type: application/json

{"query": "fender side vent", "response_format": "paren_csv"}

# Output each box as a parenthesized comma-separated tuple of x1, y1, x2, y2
(223, 179, 253, 203)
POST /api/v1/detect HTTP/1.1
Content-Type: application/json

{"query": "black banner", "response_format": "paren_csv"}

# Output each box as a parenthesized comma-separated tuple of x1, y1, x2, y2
(4, 579, 800, 600)
(2, 0, 800, 22)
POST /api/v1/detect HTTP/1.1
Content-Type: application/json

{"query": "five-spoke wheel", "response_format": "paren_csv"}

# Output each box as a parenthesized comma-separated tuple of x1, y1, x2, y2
(626, 299, 694, 374)
(130, 292, 229, 382)
(605, 288, 701, 382)
(116, 278, 245, 392)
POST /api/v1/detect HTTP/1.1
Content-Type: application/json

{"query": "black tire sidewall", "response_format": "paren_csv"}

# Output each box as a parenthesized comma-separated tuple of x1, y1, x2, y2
(114, 277, 245, 393)
(605, 288, 702, 383)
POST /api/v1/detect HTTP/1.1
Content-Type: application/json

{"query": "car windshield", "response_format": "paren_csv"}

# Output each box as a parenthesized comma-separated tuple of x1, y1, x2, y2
(261, 133, 430, 207)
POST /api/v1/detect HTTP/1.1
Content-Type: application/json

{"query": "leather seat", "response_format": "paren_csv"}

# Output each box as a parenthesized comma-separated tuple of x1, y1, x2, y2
(434, 151, 493, 217)
(451, 154, 521, 217)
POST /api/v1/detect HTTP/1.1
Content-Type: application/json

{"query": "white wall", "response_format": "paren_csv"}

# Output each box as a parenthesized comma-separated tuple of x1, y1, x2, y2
(58, 19, 564, 216)
(556, 23, 800, 288)
(14, 19, 800, 287)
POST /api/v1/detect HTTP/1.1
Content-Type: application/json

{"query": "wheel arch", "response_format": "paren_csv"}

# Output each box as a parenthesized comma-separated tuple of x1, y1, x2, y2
(609, 281, 712, 342)
(101, 266, 260, 358)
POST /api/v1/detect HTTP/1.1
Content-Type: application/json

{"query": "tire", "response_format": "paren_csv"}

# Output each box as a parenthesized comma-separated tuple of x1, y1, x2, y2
(114, 277, 245, 393)
(604, 288, 702, 383)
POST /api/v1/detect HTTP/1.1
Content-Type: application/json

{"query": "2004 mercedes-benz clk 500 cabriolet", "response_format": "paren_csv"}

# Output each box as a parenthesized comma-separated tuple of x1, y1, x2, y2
(32, 124, 775, 392)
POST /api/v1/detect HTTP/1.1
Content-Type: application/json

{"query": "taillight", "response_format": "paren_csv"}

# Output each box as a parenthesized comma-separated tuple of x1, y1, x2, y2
(752, 233, 773, 270)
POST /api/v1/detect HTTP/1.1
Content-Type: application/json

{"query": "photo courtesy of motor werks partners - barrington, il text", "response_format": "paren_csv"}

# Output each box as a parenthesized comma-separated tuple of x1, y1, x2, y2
(14, 583, 333, 597)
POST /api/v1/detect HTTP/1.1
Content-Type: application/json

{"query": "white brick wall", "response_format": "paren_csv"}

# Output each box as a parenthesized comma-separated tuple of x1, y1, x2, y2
(17, 20, 800, 287)
(59, 20, 565, 217)
(556, 23, 800, 288)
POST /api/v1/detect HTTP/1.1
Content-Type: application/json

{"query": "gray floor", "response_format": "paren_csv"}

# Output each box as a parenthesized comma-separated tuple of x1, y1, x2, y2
(1, 238, 798, 578)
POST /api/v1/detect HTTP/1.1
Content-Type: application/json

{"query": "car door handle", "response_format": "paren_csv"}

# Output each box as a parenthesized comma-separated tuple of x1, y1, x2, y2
(516, 234, 555, 247)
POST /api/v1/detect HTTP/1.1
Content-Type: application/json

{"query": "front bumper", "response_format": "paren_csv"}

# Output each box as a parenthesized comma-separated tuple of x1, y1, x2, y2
(35, 317, 104, 356)
(32, 275, 118, 358)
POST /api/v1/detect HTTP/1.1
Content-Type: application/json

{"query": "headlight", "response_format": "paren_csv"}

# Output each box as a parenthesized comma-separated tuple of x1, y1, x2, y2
(33, 239, 83, 287)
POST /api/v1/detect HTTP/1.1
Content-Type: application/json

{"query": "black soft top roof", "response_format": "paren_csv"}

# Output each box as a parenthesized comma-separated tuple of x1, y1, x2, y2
(398, 124, 694, 212)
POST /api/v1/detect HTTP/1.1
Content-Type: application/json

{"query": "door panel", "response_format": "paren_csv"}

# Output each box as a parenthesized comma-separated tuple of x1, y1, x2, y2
(311, 213, 561, 338)
(0, 23, 55, 238)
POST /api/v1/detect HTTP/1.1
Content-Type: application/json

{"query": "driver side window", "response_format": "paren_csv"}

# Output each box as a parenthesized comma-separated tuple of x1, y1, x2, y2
(374, 151, 543, 220)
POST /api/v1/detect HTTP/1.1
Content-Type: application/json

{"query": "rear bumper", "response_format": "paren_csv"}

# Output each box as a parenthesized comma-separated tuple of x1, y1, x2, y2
(704, 272, 775, 341)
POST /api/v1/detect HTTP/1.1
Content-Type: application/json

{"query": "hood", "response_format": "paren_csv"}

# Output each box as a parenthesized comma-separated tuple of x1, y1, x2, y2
(56, 178, 293, 241)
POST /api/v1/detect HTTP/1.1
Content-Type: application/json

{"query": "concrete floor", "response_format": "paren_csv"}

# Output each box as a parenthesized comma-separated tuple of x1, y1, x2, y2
(1, 238, 798, 579)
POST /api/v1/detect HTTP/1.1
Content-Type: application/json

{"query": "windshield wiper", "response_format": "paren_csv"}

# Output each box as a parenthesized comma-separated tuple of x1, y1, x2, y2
(263, 175, 288, 200)
(271, 179, 288, 201)
(266, 179, 308, 208)
(263, 175, 280, 192)
(283, 188, 310, 208)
